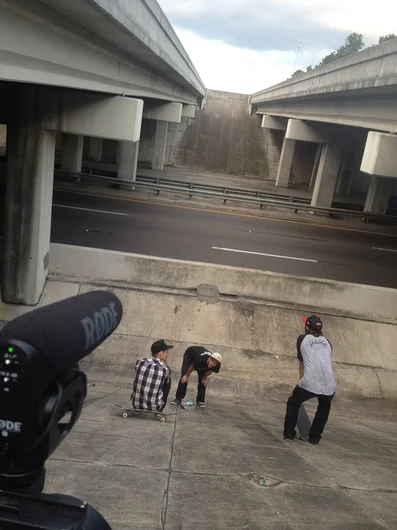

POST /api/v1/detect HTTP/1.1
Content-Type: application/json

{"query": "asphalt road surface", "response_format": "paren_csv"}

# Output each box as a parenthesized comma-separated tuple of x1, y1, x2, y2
(46, 189, 397, 288)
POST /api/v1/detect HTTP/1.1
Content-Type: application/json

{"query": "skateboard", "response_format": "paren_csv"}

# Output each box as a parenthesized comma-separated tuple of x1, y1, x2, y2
(114, 404, 174, 422)
(297, 404, 311, 441)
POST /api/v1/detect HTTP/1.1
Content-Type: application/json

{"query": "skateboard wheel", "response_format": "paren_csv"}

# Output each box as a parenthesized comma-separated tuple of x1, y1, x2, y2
(122, 412, 128, 418)
(160, 417, 166, 423)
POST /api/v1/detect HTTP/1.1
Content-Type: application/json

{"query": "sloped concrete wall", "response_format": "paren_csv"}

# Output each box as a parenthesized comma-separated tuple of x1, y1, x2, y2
(137, 90, 276, 178)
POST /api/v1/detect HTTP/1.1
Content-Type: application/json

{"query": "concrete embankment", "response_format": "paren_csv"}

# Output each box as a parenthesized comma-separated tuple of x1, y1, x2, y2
(1, 243, 396, 400)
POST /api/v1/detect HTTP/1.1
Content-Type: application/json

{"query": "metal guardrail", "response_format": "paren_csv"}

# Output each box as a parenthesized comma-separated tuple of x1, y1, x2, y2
(77, 159, 311, 204)
(135, 174, 311, 205)
(54, 169, 396, 223)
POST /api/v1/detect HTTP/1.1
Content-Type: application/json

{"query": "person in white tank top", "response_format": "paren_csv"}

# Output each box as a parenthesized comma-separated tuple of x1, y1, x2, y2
(283, 315, 336, 444)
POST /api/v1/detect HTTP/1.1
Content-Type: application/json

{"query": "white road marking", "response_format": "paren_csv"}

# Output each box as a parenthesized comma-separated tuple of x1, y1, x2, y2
(212, 246, 318, 263)
(53, 204, 128, 216)
(373, 247, 397, 253)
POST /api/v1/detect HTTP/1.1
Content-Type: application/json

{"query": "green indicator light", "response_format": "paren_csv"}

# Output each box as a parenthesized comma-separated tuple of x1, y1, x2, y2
(8, 347, 14, 354)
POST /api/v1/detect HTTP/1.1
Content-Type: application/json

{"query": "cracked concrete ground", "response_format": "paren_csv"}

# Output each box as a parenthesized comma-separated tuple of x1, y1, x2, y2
(44, 384, 397, 529)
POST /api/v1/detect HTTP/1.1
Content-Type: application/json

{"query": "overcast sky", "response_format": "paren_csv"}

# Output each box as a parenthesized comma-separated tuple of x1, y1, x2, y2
(158, 0, 397, 94)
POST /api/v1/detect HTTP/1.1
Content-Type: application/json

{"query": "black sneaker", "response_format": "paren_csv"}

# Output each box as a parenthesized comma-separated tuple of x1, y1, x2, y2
(309, 438, 320, 445)
(170, 399, 181, 406)
(283, 437, 294, 442)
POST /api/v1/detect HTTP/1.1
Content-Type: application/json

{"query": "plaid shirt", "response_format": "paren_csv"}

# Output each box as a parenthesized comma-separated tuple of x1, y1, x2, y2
(131, 357, 171, 411)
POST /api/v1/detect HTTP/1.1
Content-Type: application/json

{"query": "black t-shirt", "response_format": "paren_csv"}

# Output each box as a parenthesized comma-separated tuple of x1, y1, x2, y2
(186, 346, 221, 373)
(296, 334, 305, 361)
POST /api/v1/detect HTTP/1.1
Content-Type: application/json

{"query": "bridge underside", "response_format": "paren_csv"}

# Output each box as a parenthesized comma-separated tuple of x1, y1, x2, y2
(252, 86, 397, 133)
(0, 0, 204, 105)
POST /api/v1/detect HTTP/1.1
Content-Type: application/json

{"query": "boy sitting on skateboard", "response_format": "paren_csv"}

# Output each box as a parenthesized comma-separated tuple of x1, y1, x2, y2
(131, 339, 173, 412)
(283, 315, 337, 444)
(171, 345, 222, 408)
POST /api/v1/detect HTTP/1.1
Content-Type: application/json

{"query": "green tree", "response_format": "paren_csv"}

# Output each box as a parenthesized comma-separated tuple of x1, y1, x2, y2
(285, 32, 393, 82)
(319, 33, 364, 66)
(291, 69, 305, 78)
(379, 34, 396, 43)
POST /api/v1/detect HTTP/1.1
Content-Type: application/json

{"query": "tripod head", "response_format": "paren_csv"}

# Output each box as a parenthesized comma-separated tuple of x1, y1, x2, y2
(0, 290, 123, 528)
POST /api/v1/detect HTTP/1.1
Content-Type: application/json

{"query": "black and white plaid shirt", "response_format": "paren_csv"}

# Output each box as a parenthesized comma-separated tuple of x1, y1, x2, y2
(131, 357, 171, 411)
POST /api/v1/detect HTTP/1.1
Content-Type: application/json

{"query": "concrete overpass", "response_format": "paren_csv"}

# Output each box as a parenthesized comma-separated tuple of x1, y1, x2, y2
(249, 38, 397, 217)
(0, 0, 206, 306)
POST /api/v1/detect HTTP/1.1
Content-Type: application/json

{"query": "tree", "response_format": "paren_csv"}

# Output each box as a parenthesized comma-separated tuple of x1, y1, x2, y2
(319, 33, 364, 66)
(379, 34, 396, 43)
(285, 32, 393, 82)
(291, 69, 305, 78)
(341, 33, 365, 55)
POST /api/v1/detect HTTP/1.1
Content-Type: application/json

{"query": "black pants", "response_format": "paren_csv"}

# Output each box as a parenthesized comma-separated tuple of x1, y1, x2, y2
(283, 385, 335, 442)
(175, 351, 206, 403)
(160, 378, 171, 411)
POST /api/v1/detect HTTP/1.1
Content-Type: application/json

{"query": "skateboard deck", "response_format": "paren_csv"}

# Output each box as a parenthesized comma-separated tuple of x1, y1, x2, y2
(297, 404, 311, 441)
(114, 404, 175, 422)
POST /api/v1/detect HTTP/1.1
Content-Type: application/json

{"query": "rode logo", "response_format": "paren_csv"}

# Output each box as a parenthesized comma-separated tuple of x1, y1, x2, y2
(81, 302, 119, 350)
(0, 419, 23, 437)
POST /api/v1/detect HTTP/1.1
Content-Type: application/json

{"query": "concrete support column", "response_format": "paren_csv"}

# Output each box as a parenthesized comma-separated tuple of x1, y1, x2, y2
(61, 133, 83, 173)
(309, 144, 322, 190)
(311, 143, 343, 208)
(364, 176, 395, 213)
(335, 149, 353, 197)
(361, 132, 397, 178)
(2, 86, 56, 305)
(181, 105, 196, 119)
(118, 140, 139, 182)
(152, 121, 168, 171)
(275, 138, 296, 187)
(261, 115, 287, 131)
(88, 137, 103, 161)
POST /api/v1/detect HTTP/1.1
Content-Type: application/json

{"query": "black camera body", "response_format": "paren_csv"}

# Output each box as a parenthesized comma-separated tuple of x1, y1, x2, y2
(0, 291, 122, 529)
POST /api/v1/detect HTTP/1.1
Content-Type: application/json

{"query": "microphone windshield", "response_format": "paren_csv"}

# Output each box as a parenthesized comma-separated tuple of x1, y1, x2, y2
(0, 290, 123, 374)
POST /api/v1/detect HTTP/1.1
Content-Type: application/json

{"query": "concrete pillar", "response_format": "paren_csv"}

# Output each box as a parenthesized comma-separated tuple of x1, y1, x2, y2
(143, 102, 182, 123)
(261, 115, 287, 131)
(152, 121, 168, 171)
(286, 119, 327, 143)
(364, 176, 395, 213)
(335, 149, 352, 197)
(361, 131, 397, 177)
(88, 137, 103, 161)
(311, 143, 343, 208)
(61, 133, 83, 173)
(118, 141, 139, 182)
(309, 144, 322, 190)
(2, 86, 56, 305)
(182, 105, 196, 119)
(275, 138, 296, 187)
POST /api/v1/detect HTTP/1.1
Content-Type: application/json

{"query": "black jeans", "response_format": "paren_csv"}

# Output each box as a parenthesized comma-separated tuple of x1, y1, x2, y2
(160, 377, 171, 411)
(283, 385, 335, 441)
(175, 351, 206, 403)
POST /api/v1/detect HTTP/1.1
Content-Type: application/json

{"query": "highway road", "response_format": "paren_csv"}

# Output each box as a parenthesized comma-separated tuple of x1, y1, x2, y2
(46, 189, 397, 288)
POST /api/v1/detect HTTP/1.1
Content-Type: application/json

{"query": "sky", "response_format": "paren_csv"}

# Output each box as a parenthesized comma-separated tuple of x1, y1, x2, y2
(158, 0, 397, 94)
